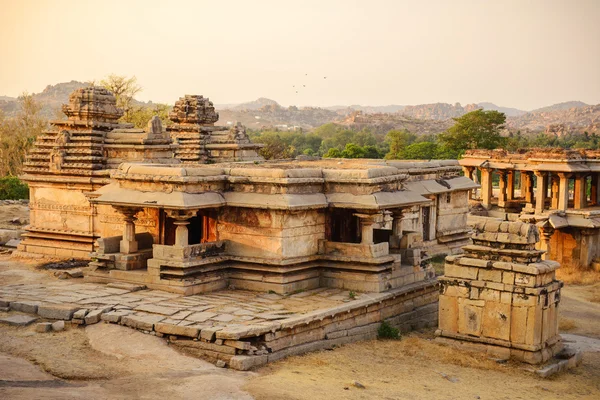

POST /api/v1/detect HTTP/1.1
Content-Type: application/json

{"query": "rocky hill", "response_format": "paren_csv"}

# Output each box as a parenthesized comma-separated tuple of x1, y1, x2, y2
(339, 111, 452, 135)
(0, 80, 87, 119)
(531, 101, 589, 113)
(399, 102, 481, 121)
(478, 102, 526, 117)
(506, 104, 600, 135)
(217, 103, 342, 130)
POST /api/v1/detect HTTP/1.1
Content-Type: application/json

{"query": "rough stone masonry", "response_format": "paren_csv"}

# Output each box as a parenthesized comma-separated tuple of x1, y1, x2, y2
(436, 219, 563, 364)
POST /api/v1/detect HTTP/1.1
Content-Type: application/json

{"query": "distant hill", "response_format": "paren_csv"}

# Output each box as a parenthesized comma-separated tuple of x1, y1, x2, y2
(400, 102, 481, 121)
(531, 101, 588, 113)
(478, 102, 527, 117)
(227, 97, 280, 111)
(506, 103, 600, 135)
(0, 80, 87, 119)
(0, 95, 16, 102)
(325, 104, 406, 113)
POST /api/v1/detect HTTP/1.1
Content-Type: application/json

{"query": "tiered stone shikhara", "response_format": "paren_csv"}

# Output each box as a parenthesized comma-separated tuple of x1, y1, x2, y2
(167, 95, 262, 163)
(18, 87, 263, 259)
(436, 220, 563, 364)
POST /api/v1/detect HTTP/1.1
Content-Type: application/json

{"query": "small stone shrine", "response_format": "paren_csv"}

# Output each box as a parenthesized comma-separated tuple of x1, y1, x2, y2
(436, 220, 563, 363)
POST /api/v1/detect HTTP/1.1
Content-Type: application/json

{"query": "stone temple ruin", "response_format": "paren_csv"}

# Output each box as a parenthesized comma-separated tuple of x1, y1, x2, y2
(461, 149, 600, 271)
(437, 220, 563, 364)
(7, 86, 486, 368)
(18, 86, 477, 298)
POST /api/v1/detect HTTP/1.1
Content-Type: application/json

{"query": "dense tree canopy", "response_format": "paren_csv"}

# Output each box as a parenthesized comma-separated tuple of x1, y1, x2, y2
(437, 109, 507, 157)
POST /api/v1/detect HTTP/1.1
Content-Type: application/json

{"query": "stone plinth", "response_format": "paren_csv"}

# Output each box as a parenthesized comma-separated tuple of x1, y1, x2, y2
(436, 220, 563, 364)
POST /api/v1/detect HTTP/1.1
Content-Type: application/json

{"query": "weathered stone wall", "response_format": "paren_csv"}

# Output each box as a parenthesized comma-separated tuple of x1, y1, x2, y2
(217, 208, 325, 260)
(548, 228, 600, 270)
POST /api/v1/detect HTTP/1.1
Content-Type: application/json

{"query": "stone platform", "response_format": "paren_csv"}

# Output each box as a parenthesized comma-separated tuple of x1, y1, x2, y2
(0, 278, 438, 370)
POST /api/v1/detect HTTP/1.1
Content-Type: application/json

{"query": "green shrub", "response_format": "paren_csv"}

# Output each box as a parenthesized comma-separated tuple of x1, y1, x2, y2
(0, 176, 29, 200)
(377, 321, 400, 340)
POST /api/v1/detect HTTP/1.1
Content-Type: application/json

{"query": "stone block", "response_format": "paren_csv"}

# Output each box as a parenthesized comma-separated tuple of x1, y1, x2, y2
(35, 322, 53, 333)
(37, 304, 79, 320)
(438, 295, 458, 333)
(514, 273, 536, 287)
(121, 314, 165, 331)
(84, 310, 104, 325)
(479, 289, 500, 302)
(502, 272, 515, 285)
(52, 320, 65, 332)
(101, 310, 131, 323)
(482, 301, 511, 341)
(479, 269, 502, 283)
(445, 264, 478, 280)
(0, 314, 38, 326)
(73, 309, 88, 320)
(10, 301, 40, 314)
(155, 322, 200, 338)
(458, 300, 482, 337)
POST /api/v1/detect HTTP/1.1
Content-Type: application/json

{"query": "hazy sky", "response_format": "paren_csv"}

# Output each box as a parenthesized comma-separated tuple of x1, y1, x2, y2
(1, 0, 599, 110)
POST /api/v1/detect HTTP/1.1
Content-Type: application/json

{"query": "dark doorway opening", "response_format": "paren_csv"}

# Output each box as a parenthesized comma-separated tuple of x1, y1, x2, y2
(422, 206, 431, 241)
(328, 208, 360, 243)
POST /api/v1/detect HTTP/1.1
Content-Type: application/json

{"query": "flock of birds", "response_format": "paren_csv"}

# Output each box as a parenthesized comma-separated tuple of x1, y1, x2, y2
(293, 74, 327, 94)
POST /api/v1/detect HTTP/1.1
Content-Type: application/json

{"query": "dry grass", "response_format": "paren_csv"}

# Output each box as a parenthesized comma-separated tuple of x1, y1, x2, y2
(556, 268, 600, 285)
(559, 318, 578, 331)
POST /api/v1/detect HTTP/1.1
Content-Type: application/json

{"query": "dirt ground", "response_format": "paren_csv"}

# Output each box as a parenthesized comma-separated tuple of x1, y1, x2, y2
(0, 203, 28, 230)
(0, 256, 599, 399)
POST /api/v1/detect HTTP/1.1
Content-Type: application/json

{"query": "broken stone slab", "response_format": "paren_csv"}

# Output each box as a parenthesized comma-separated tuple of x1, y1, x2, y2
(35, 322, 53, 333)
(54, 269, 84, 280)
(52, 320, 65, 332)
(0, 314, 38, 326)
(10, 301, 41, 314)
(84, 309, 104, 325)
(0, 299, 9, 308)
(121, 314, 165, 331)
(107, 282, 146, 292)
(536, 349, 583, 378)
(37, 304, 79, 320)
(155, 322, 200, 338)
(0, 229, 22, 245)
(200, 326, 224, 342)
(133, 304, 181, 316)
(101, 310, 132, 323)
(187, 311, 217, 323)
(4, 238, 21, 248)
(73, 309, 89, 320)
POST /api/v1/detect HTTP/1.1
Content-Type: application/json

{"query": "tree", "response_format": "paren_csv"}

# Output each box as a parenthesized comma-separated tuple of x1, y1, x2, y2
(403, 142, 438, 160)
(0, 93, 46, 176)
(437, 109, 507, 157)
(126, 103, 172, 129)
(99, 74, 142, 121)
(384, 129, 416, 159)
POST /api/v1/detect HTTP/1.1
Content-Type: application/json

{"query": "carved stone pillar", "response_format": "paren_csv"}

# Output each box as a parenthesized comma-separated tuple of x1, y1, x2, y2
(507, 170, 515, 201)
(115, 207, 141, 254)
(534, 171, 547, 214)
(480, 168, 493, 209)
(497, 170, 508, 207)
(462, 167, 476, 199)
(354, 213, 378, 245)
(574, 174, 587, 209)
(165, 209, 198, 247)
(550, 174, 560, 209)
(557, 173, 571, 211)
(590, 173, 600, 206)
(539, 222, 554, 261)
(390, 209, 404, 249)
(523, 172, 535, 207)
